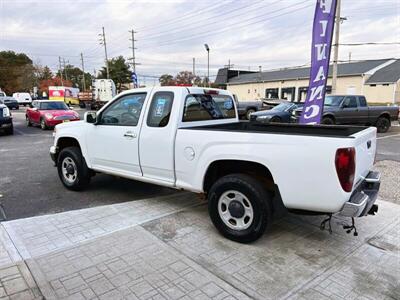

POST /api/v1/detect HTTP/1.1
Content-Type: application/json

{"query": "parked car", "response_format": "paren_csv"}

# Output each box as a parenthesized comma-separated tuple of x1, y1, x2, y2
(0, 98, 19, 110)
(50, 87, 380, 243)
(234, 97, 267, 120)
(12, 92, 32, 106)
(292, 95, 399, 133)
(0, 104, 13, 135)
(26, 100, 80, 130)
(250, 101, 304, 123)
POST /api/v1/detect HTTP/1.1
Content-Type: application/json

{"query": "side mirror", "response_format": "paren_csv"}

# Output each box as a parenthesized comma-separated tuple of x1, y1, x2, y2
(84, 111, 97, 124)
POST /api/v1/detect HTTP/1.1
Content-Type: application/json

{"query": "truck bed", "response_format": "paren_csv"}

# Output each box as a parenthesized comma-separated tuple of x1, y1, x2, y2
(185, 121, 367, 138)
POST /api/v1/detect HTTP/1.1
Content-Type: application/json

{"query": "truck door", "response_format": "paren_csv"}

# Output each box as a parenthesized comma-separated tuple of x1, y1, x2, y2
(86, 92, 147, 176)
(338, 96, 359, 124)
(356, 96, 369, 124)
(139, 90, 176, 184)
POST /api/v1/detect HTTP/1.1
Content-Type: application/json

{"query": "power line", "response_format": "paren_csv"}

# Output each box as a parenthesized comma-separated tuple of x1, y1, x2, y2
(340, 42, 400, 46)
(139, 1, 312, 49)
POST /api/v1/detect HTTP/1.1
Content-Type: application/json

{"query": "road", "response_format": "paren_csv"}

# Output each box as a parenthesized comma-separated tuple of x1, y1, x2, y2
(0, 106, 398, 220)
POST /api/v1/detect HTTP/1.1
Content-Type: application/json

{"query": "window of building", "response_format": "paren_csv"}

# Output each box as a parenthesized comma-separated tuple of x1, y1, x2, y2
(281, 87, 295, 101)
(265, 88, 279, 99)
(147, 92, 174, 127)
(383, 84, 389, 86)
(369, 84, 376, 87)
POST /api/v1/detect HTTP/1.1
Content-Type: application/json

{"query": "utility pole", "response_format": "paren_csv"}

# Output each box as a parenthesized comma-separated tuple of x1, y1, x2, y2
(128, 29, 138, 74)
(58, 56, 64, 86)
(331, 0, 341, 95)
(80, 53, 86, 91)
(99, 27, 109, 79)
(192, 58, 195, 76)
(62, 58, 68, 81)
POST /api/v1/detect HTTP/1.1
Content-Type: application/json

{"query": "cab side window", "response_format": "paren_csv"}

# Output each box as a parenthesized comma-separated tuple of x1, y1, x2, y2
(358, 96, 367, 107)
(99, 93, 146, 126)
(147, 92, 174, 127)
(343, 96, 357, 108)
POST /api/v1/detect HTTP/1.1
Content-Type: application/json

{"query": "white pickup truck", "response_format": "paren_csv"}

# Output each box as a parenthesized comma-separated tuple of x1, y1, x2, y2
(50, 87, 380, 243)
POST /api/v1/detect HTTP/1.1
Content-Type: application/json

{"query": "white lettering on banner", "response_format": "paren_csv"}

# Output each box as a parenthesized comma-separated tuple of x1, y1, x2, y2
(313, 66, 326, 82)
(315, 44, 327, 60)
(309, 85, 325, 101)
(303, 105, 320, 119)
(320, 0, 333, 13)
(319, 20, 328, 37)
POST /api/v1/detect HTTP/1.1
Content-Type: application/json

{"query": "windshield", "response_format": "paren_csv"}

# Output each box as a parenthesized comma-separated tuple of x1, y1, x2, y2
(272, 102, 294, 112)
(324, 96, 344, 106)
(183, 94, 236, 122)
(40, 101, 69, 110)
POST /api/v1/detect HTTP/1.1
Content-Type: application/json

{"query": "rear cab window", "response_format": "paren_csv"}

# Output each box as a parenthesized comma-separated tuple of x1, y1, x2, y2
(183, 93, 236, 122)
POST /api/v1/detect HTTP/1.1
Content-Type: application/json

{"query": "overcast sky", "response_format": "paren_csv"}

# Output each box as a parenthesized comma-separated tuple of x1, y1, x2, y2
(1, 0, 399, 84)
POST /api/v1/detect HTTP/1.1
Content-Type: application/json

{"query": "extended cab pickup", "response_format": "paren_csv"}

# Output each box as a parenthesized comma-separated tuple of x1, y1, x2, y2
(292, 95, 399, 133)
(50, 87, 381, 243)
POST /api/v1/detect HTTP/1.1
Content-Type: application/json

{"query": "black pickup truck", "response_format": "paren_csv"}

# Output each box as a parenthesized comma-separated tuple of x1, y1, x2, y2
(292, 95, 399, 133)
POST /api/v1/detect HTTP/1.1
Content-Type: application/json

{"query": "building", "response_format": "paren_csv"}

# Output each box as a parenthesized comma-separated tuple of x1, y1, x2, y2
(223, 59, 400, 104)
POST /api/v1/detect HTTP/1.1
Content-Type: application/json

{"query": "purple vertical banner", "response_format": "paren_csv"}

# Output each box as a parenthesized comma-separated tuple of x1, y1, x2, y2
(300, 0, 338, 124)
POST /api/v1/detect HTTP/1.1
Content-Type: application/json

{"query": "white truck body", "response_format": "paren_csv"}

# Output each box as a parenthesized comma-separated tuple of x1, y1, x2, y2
(50, 87, 380, 242)
(92, 79, 116, 103)
(12, 92, 32, 105)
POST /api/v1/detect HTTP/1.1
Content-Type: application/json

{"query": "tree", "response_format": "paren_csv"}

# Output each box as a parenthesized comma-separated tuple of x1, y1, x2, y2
(56, 64, 92, 90)
(159, 74, 175, 86)
(0, 51, 35, 94)
(39, 77, 73, 96)
(41, 66, 53, 80)
(175, 71, 202, 85)
(98, 56, 132, 91)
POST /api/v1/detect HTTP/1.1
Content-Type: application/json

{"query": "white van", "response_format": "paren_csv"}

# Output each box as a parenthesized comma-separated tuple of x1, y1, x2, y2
(12, 92, 32, 106)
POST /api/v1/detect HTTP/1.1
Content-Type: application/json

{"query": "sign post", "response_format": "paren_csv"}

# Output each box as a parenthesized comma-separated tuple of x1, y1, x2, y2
(300, 0, 338, 124)
(131, 72, 138, 88)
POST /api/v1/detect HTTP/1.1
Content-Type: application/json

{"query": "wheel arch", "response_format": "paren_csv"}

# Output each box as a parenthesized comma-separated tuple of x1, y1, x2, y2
(55, 137, 83, 165)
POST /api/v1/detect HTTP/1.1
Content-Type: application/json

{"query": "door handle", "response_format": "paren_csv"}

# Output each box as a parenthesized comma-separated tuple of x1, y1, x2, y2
(123, 131, 137, 138)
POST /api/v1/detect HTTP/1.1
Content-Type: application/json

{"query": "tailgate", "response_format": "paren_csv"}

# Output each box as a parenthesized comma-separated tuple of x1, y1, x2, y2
(351, 127, 377, 187)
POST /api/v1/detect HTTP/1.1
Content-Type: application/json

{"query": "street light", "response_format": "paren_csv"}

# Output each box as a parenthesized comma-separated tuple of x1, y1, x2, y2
(204, 44, 210, 87)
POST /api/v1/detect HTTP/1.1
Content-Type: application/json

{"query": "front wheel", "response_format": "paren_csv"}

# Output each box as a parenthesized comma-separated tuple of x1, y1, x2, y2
(208, 174, 272, 243)
(321, 117, 335, 125)
(57, 147, 91, 191)
(40, 118, 47, 130)
(376, 117, 390, 133)
(26, 116, 32, 127)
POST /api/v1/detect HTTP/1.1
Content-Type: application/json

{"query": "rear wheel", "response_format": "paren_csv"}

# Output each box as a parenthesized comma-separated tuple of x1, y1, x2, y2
(321, 117, 335, 125)
(40, 118, 47, 130)
(376, 117, 390, 133)
(57, 146, 91, 191)
(246, 109, 256, 120)
(208, 174, 272, 243)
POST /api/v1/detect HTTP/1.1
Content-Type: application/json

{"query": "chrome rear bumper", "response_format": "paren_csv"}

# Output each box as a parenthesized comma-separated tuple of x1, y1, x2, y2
(339, 171, 380, 218)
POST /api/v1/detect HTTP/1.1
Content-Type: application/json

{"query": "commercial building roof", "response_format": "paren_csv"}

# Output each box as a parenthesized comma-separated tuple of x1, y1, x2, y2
(365, 59, 400, 84)
(225, 59, 399, 85)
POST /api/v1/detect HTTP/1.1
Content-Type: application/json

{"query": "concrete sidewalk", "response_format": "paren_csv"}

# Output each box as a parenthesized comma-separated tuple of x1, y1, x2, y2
(0, 193, 399, 300)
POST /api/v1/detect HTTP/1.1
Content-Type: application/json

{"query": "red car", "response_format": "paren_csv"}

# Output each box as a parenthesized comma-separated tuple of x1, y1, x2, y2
(26, 100, 80, 130)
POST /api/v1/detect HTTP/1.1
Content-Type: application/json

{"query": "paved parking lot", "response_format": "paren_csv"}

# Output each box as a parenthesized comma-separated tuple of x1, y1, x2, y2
(0, 107, 175, 221)
(0, 106, 399, 299)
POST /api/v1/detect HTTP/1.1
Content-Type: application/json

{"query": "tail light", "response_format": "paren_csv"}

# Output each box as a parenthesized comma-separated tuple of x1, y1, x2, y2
(335, 147, 356, 192)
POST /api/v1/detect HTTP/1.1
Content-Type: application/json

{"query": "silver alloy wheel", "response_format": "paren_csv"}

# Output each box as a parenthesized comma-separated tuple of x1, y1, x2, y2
(41, 119, 46, 129)
(218, 190, 254, 231)
(61, 157, 77, 184)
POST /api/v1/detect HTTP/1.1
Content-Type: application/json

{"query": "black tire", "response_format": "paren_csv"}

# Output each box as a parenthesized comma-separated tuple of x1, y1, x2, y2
(269, 116, 281, 123)
(57, 146, 91, 191)
(246, 109, 256, 120)
(6, 125, 13, 135)
(376, 117, 390, 133)
(40, 118, 47, 130)
(26, 116, 32, 127)
(208, 173, 272, 243)
(321, 116, 335, 125)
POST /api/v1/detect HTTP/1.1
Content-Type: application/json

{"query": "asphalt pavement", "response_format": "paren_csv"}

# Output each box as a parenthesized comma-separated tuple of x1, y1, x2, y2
(0, 106, 398, 221)
(0, 107, 176, 221)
